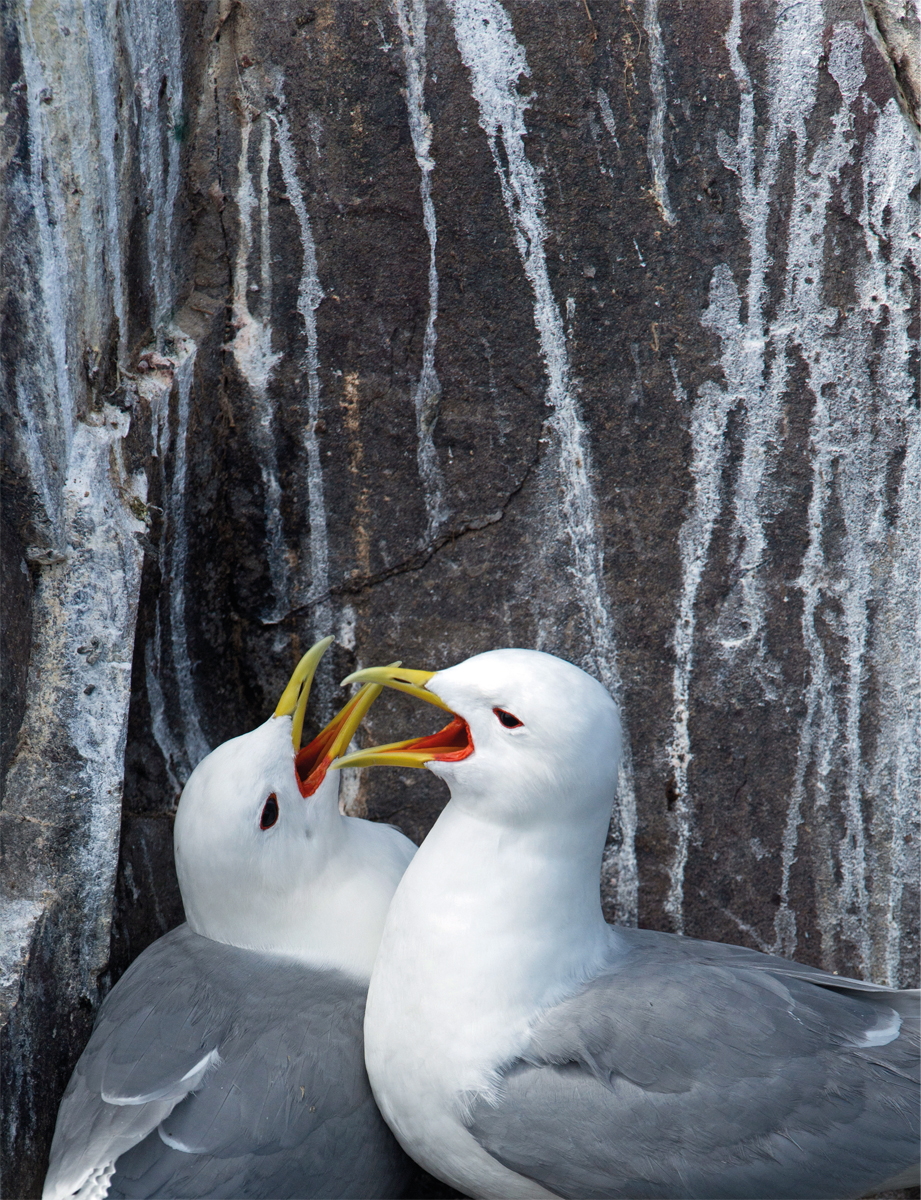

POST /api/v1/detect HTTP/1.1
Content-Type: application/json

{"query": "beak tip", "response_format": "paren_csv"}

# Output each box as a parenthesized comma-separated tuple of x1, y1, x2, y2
(340, 660, 403, 689)
(275, 635, 336, 731)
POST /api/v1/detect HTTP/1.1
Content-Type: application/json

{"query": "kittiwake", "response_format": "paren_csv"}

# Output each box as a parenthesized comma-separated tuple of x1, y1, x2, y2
(44, 638, 415, 1200)
(337, 648, 920, 1200)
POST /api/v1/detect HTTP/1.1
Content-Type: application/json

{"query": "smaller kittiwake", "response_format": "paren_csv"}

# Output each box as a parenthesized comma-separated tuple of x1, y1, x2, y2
(44, 638, 416, 1200)
(337, 649, 920, 1200)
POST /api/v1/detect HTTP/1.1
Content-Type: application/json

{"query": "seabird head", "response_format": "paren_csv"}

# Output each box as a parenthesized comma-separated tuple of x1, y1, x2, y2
(335, 648, 622, 827)
(174, 638, 386, 961)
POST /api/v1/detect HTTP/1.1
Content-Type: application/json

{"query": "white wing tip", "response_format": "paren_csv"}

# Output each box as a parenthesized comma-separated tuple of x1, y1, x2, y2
(44, 1161, 116, 1200)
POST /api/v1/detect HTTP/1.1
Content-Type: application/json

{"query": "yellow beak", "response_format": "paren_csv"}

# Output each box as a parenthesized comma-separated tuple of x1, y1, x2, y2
(274, 636, 334, 750)
(294, 669, 398, 796)
(338, 665, 452, 711)
(333, 663, 472, 771)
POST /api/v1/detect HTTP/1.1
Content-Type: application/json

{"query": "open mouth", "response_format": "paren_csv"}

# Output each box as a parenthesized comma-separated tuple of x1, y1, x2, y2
(272, 640, 392, 795)
(394, 715, 473, 761)
(295, 686, 383, 797)
(331, 667, 474, 772)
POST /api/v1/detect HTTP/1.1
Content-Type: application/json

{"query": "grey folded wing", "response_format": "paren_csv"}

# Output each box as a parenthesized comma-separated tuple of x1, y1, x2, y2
(466, 930, 920, 1200)
(45, 925, 410, 1200)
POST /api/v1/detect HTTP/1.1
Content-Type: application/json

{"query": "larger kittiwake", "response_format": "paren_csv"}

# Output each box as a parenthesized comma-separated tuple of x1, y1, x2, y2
(44, 638, 415, 1200)
(337, 649, 920, 1200)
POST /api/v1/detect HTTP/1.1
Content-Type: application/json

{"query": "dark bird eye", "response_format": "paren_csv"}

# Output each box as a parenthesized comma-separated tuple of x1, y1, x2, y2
(260, 793, 279, 829)
(494, 707, 523, 729)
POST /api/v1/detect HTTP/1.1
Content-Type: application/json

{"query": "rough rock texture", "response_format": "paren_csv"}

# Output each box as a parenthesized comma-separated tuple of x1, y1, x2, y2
(2, 0, 918, 1197)
(1, 0, 198, 1191)
(861, 0, 921, 136)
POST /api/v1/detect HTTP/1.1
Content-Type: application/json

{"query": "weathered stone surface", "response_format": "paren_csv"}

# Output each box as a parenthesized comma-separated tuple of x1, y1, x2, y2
(1, 0, 198, 1192)
(861, 0, 921, 135)
(2, 0, 918, 1196)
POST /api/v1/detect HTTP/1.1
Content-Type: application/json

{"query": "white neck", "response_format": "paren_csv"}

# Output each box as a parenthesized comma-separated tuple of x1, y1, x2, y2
(181, 809, 412, 982)
(368, 794, 614, 1087)
(363, 792, 614, 1199)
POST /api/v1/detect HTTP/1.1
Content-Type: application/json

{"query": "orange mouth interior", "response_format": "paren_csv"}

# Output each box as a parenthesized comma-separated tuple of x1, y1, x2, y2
(295, 691, 366, 797)
(385, 714, 474, 762)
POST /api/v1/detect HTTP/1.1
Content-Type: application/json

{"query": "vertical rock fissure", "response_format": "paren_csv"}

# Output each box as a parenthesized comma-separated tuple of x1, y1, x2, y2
(122, 0, 185, 336)
(81, 0, 128, 360)
(18, 17, 76, 541)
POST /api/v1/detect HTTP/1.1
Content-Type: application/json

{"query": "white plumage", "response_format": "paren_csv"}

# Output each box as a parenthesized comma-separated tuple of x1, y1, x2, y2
(45, 640, 415, 1200)
(339, 648, 920, 1200)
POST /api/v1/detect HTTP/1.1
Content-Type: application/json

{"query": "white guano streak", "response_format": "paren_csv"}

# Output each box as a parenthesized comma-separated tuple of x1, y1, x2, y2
(815, 74, 919, 982)
(122, 0, 183, 334)
(18, 20, 75, 541)
(139, 360, 184, 792)
(64, 410, 147, 936)
(765, 26, 916, 977)
(269, 95, 331, 647)
(596, 88, 620, 150)
(642, 0, 676, 225)
(7, 407, 146, 986)
(668, 6, 919, 975)
(665, 0, 833, 930)
(868, 418, 920, 985)
(137, 337, 210, 782)
(144, 616, 182, 796)
(716, 0, 825, 664)
(663, 292, 737, 929)
(169, 344, 211, 772)
(394, 0, 449, 542)
(231, 110, 288, 621)
(448, 0, 637, 922)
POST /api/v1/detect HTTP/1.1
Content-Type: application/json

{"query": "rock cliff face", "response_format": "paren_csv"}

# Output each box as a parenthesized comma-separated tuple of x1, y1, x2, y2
(2, 0, 918, 1195)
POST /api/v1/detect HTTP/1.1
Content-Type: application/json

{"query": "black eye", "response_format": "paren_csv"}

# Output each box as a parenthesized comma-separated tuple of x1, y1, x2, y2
(260, 793, 279, 829)
(494, 707, 523, 729)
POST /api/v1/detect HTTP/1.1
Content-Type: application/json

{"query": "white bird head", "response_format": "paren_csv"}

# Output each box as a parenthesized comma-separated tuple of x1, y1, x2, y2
(174, 638, 387, 965)
(335, 649, 622, 830)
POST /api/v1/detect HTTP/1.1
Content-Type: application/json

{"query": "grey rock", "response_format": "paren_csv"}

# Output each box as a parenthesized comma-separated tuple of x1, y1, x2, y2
(2, 0, 918, 1197)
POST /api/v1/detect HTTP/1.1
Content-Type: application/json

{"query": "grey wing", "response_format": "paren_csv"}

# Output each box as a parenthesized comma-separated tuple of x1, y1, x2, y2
(44, 926, 226, 1200)
(46, 926, 410, 1200)
(466, 936, 920, 1200)
(108, 968, 411, 1199)
(616, 924, 921, 1016)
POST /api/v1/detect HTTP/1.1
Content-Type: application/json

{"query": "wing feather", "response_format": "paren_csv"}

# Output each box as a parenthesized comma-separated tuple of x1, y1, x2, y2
(45, 925, 410, 1199)
(466, 931, 919, 1200)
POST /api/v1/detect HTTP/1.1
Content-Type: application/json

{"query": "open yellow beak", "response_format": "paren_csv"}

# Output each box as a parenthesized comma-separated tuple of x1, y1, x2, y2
(332, 663, 473, 771)
(294, 669, 398, 796)
(274, 643, 400, 793)
(274, 636, 334, 751)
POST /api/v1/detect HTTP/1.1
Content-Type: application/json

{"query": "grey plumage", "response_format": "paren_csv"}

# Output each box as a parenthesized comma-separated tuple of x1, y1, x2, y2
(45, 925, 411, 1199)
(466, 928, 919, 1200)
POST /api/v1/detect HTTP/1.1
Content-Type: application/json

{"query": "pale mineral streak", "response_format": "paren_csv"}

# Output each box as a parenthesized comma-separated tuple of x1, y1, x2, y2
(2, 0, 188, 1187)
(448, 0, 638, 924)
(2, 2, 918, 1196)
